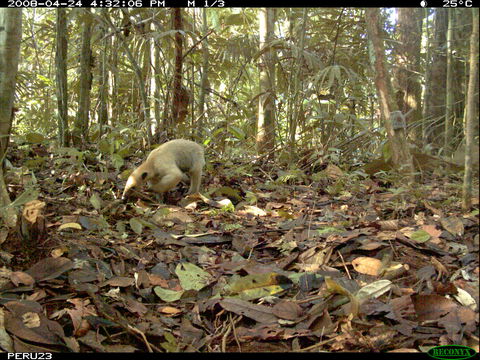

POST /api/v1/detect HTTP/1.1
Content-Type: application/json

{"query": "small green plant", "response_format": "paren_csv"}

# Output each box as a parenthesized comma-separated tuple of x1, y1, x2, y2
(277, 167, 307, 184)
(209, 202, 235, 216)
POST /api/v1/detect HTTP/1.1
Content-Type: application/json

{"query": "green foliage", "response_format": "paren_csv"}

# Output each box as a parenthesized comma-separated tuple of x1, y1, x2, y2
(11, 8, 378, 160)
(129, 217, 143, 235)
(1, 187, 39, 211)
(24, 157, 47, 169)
(25, 133, 46, 144)
(277, 168, 307, 185)
(10, 7, 468, 184)
(244, 190, 258, 205)
(382, 142, 392, 162)
(53, 147, 85, 168)
(209, 202, 235, 216)
(110, 154, 124, 171)
(315, 65, 360, 91)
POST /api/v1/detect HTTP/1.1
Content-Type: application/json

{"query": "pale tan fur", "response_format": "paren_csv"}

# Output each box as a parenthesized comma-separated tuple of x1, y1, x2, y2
(122, 139, 205, 199)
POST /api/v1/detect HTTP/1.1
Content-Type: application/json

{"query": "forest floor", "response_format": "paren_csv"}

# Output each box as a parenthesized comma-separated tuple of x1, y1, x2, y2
(0, 143, 478, 353)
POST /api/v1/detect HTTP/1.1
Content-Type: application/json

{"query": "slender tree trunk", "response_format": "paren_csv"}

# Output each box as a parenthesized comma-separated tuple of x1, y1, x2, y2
(141, 22, 152, 130)
(395, 8, 423, 142)
(462, 8, 479, 210)
(422, 8, 431, 142)
(55, 8, 68, 147)
(98, 16, 109, 137)
(366, 8, 414, 179)
(110, 34, 119, 126)
(0, 9, 22, 227)
(73, 9, 93, 147)
(444, 10, 455, 155)
(153, 42, 162, 137)
(424, 9, 448, 147)
(257, 8, 276, 157)
(288, 9, 307, 149)
(170, 8, 184, 135)
(197, 8, 209, 140)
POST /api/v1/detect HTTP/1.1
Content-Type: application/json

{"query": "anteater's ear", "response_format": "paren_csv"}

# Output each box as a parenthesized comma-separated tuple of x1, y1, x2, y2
(141, 172, 148, 180)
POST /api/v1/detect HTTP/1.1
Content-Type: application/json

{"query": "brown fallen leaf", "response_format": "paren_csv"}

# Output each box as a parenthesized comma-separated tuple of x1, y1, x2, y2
(377, 220, 399, 231)
(123, 297, 148, 317)
(10, 272, 35, 287)
(219, 298, 277, 324)
(351, 256, 382, 276)
(25, 257, 73, 282)
(440, 216, 464, 237)
(422, 224, 442, 239)
(158, 306, 182, 315)
(272, 301, 303, 321)
(66, 298, 97, 337)
(411, 294, 457, 321)
(100, 276, 135, 288)
(4, 302, 65, 346)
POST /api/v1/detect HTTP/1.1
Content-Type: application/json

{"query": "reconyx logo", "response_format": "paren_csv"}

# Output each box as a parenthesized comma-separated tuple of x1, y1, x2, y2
(427, 345, 477, 360)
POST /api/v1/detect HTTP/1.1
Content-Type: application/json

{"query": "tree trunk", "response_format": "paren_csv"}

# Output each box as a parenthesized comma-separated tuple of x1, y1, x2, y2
(110, 33, 119, 127)
(287, 9, 307, 150)
(140, 21, 152, 131)
(0, 9, 22, 227)
(256, 8, 276, 157)
(55, 8, 68, 147)
(462, 8, 479, 210)
(365, 8, 414, 179)
(197, 8, 209, 140)
(153, 41, 162, 138)
(395, 8, 423, 142)
(422, 8, 431, 141)
(98, 15, 109, 137)
(444, 10, 455, 155)
(73, 9, 93, 147)
(170, 8, 185, 135)
(424, 9, 448, 147)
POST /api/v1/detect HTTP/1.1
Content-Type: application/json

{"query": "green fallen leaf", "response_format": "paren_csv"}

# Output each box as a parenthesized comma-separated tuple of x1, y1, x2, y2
(160, 331, 178, 352)
(225, 272, 292, 301)
(153, 287, 184, 302)
(111, 153, 124, 170)
(409, 230, 431, 243)
(90, 193, 102, 210)
(129, 217, 143, 235)
(175, 262, 212, 291)
(356, 279, 392, 304)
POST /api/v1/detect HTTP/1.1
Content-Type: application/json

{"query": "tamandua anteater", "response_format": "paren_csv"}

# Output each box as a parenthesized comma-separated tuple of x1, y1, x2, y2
(122, 139, 205, 200)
